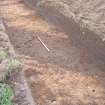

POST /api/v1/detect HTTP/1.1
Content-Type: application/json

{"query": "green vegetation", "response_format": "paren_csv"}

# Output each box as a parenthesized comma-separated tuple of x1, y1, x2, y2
(7, 58, 21, 71)
(0, 83, 13, 105)
(0, 51, 7, 61)
(0, 50, 21, 81)
(0, 50, 22, 105)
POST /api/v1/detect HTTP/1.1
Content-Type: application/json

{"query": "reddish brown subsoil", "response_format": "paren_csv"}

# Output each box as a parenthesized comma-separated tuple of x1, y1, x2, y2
(0, 0, 105, 105)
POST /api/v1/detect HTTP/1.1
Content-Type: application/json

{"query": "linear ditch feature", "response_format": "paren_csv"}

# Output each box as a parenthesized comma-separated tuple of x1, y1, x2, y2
(24, 0, 105, 62)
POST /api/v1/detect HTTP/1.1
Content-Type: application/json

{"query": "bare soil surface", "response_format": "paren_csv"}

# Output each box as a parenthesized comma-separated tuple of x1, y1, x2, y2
(0, 0, 105, 105)
(25, 0, 105, 39)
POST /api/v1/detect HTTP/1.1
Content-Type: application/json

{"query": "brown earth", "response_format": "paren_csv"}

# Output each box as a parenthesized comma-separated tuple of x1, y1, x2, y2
(25, 0, 105, 39)
(0, 0, 105, 105)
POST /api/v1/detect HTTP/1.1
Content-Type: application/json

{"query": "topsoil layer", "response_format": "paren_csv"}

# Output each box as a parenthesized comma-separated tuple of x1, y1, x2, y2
(0, 0, 105, 105)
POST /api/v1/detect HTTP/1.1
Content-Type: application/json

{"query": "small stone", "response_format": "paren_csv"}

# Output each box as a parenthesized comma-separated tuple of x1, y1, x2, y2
(92, 89, 95, 93)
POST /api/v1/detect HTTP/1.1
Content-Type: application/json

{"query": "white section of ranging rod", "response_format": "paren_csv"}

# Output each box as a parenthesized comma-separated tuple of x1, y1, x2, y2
(37, 36, 50, 52)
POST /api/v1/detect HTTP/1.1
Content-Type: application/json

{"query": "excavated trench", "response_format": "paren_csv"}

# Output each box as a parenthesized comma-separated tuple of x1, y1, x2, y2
(0, 0, 105, 105)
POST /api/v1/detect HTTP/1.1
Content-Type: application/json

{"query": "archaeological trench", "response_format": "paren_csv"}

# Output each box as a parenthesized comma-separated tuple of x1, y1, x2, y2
(0, 0, 105, 105)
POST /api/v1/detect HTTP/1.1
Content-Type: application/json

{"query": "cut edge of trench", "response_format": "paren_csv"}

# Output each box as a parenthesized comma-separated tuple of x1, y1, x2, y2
(0, 18, 36, 105)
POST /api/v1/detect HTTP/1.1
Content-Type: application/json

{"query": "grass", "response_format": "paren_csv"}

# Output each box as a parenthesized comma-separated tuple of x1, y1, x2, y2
(0, 83, 13, 105)
(0, 50, 21, 80)
(0, 51, 7, 61)
(0, 50, 22, 105)
(7, 58, 21, 70)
